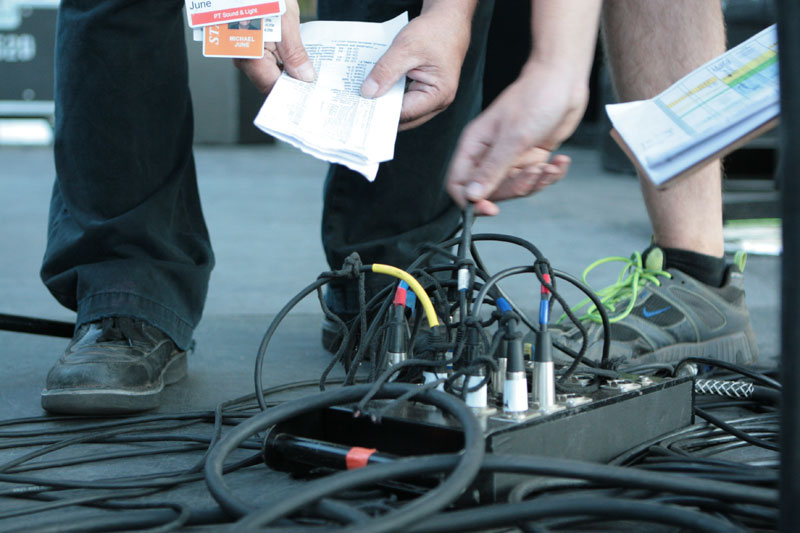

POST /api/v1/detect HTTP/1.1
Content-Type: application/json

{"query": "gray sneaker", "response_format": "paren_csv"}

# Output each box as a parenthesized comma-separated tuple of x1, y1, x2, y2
(41, 317, 187, 414)
(548, 248, 759, 369)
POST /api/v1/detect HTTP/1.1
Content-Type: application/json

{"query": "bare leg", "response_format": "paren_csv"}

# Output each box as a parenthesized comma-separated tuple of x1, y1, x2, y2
(602, 0, 726, 257)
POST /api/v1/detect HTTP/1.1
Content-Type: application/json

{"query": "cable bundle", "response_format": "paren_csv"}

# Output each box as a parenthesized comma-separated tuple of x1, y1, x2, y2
(0, 207, 782, 531)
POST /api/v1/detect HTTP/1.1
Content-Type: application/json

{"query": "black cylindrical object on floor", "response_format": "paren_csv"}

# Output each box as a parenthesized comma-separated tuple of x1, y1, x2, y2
(0, 313, 74, 338)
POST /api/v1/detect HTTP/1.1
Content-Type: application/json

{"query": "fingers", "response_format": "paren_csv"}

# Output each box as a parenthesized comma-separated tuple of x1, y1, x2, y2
(276, 2, 315, 82)
(235, 1, 313, 95)
(447, 110, 528, 210)
(397, 83, 449, 130)
(471, 199, 501, 217)
(464, 130, 533, 204)
(361, 34, 418, 99)
(361, 11, 468, 130)
(445, 116, 496, 209)
(447, 116, 572, 215)
(535, 154, 570, 191)
(488, 154, 571, 202)
(234, 54, 283, 95)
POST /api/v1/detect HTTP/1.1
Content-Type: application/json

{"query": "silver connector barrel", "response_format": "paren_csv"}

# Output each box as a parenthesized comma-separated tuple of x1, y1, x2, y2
(532, 361, 556, 411)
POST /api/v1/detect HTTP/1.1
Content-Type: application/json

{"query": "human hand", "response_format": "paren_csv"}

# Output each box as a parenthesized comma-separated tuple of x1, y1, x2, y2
(360, 2, 476, 131)
(234, 0, 315, 95)
(445, 60, 588, 215)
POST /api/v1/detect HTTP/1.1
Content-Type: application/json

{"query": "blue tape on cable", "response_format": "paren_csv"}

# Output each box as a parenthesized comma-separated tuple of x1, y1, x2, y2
(406, 290, 417, 316)
(539, 300, 550, 325)
(496, 297, 512, 314)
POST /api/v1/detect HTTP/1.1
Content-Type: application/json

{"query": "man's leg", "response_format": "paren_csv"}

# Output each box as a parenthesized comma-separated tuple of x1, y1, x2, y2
(317, 0, 494, 315)
(552, 1, 758, 367)
(602, 0, 726, 261)
(40, 0, 214, 413)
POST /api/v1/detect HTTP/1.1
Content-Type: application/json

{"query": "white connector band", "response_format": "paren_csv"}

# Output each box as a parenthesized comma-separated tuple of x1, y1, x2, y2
(465, 375, 488, 408)
(422, 371, 447, 392)
(503, 371, 528, 413)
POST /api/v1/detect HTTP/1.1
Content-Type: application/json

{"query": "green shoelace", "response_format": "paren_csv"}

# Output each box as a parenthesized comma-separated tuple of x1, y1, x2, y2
(563, 251, 673, 324)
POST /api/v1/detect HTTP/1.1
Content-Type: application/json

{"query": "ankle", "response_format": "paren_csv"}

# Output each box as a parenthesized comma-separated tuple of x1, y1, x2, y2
(654, 246, 727, 287)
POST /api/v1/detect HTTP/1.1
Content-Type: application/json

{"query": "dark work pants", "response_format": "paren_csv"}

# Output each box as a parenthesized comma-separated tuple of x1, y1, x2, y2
(319, 0, 494, 315)
(42, 0, 212, 349)
(41, 0, 493, 347)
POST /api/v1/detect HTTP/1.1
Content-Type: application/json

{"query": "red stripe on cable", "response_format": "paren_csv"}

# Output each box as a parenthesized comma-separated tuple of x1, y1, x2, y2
(345, 447, 377, 469)
(393, 287, 408, 306)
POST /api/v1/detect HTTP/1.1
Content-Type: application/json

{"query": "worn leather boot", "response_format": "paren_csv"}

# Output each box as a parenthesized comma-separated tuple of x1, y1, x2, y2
(41, 317, 187, 414)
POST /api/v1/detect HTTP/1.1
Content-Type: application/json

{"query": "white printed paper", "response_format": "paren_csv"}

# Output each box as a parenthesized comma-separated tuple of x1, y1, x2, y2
(606, 24, 779, 186)
(254, 12, 408, 181)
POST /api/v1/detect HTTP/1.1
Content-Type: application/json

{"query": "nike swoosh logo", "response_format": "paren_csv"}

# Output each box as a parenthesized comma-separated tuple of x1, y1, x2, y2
(643, 306, 671, 318)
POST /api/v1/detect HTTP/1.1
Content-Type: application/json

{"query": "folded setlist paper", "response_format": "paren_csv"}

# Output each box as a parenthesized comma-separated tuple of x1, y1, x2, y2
(185, 0, 285, 28)
(254, 13, 408, 181)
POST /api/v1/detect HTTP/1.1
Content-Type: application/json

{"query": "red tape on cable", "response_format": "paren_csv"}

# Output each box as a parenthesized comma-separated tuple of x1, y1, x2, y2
(345, 446, 377, 469)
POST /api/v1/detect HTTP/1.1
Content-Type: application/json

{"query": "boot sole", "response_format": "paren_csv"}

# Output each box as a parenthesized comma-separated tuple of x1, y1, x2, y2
(40, 352, 188, 415)
(627, 331, 758, 367)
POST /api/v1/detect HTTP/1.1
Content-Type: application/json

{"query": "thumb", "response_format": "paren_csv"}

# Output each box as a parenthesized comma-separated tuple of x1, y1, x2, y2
(276, 14, 315, 82)
(446, 116, 496, 206)
(361, 39, 417, 99)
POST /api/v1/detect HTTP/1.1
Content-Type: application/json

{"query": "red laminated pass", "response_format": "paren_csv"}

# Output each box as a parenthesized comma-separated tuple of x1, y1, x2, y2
(186, 0, 284, 28)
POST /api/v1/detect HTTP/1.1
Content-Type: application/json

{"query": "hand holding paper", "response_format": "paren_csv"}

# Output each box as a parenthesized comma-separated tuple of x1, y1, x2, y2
(234, 0, 315, 95)
(254, 13, 409, 180)
(360, 1, 476, 130)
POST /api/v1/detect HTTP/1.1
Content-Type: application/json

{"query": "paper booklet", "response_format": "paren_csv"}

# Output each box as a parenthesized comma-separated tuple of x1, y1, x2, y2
(254, 12, 408, 181)
(606, 24, 779, 187)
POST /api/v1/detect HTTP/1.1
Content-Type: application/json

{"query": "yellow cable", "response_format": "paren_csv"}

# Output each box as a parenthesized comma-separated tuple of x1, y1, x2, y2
(370, 264, 440, 327)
